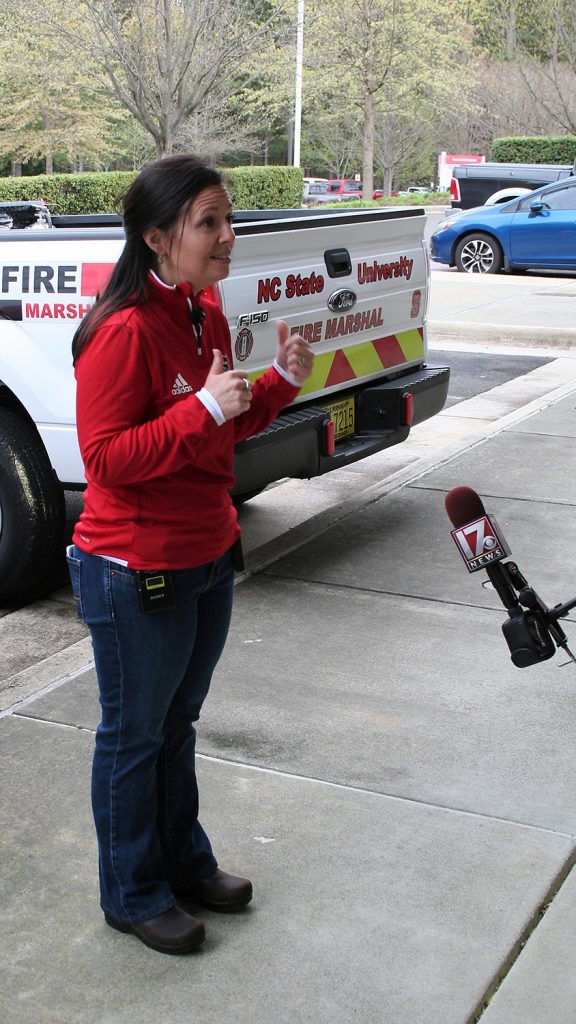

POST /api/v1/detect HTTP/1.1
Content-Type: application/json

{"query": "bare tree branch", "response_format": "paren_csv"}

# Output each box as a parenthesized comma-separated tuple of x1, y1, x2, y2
(0, 0, 289, 156)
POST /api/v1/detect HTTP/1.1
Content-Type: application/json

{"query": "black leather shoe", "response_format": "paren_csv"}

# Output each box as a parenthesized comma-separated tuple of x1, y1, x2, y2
(174, 869, 253, 912)
(104, 905, 205, 954)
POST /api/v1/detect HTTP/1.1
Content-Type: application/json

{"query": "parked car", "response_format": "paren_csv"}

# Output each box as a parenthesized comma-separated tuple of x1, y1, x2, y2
(326, 178, 384, 200)
(430, 177, 576, 274)
(0, 201, 52, 229)
(449, 161, 574, 210)
(398, 187, 431, 196)
(303, 177, 337, 204)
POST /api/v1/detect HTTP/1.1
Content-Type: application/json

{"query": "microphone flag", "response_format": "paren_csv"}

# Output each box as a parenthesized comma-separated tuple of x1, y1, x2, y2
(450, 515, 510, 572)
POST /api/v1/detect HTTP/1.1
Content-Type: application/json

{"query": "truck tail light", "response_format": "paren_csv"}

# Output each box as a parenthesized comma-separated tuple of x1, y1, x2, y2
(403, 392, 414, 426)
(449, 177, 460, 203)
(324, 418, 335, 456)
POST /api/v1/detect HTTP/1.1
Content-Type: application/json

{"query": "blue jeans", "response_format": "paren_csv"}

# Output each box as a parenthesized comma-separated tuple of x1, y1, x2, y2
(66, 545, 235, 924)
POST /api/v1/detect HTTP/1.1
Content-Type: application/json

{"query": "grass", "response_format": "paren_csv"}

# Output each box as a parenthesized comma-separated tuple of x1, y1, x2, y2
(309, 192, 450, 209)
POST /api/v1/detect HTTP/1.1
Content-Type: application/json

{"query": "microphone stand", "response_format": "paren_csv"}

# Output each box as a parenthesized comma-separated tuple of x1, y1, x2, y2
(496, 561, 576, 665)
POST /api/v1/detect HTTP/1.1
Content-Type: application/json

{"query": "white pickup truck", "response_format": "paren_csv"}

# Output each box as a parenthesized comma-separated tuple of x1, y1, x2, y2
(0, 204, 449, 604)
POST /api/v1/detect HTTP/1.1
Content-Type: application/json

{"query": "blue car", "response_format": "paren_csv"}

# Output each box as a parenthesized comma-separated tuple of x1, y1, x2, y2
(430, 176, 576, 273)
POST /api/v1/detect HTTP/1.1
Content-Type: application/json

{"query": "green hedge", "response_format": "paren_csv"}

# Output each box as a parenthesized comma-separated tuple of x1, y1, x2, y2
(319, 193, 449, 209)
(491, 136, 576, 165)
(0, 171, 136, 213)
(0, 165, 304, 213)
(224, 165, 303, 208)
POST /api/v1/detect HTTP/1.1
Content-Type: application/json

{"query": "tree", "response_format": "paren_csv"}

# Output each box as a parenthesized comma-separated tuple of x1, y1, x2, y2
(496, 0, 576, 133)
(222, 26, 299, 165)
(302, 0, 476, 193)
(300, 91, 363, 178)
(0, 3, 126, 172)
(3, 0, 290, 158)
(373, 112, 437, 193)
(460, 1, 576, 136)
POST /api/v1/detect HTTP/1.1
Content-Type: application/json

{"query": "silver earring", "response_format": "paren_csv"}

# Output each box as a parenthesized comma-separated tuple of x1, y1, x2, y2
(157, 253, 165, 265)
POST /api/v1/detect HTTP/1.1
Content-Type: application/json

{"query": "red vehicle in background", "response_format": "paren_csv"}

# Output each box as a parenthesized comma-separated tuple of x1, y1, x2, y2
(326, 178, 384, 200)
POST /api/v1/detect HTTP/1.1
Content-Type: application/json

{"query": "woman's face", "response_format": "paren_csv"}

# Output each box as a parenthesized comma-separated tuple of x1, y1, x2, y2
(155, 185, 235, 292)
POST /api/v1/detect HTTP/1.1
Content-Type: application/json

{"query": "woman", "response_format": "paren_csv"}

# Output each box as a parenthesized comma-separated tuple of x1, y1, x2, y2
(68, 155, 313, 955)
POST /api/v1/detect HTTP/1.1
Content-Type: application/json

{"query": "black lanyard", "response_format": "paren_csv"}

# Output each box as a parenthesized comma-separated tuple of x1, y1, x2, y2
(187, 300, 205, 356)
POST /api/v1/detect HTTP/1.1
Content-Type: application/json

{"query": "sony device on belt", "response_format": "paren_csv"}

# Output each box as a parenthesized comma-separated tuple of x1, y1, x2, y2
(136, 570, 176, 613)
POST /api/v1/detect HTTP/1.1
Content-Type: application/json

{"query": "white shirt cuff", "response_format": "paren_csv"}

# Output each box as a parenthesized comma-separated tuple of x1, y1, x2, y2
(273, 359, 300, 388)
(196, 387, 226, 425)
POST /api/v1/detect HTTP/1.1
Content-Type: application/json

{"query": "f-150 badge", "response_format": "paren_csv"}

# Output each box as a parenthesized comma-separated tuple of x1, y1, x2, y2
(237, 310, 269, 327)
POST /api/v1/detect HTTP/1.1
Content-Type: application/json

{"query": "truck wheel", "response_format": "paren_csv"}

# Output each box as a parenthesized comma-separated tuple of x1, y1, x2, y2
(454, 233, 503, 274)
(0, 407, 66, 606)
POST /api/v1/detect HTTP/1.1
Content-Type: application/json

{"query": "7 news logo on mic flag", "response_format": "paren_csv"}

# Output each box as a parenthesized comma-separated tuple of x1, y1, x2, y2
(450, 515, 510, 573)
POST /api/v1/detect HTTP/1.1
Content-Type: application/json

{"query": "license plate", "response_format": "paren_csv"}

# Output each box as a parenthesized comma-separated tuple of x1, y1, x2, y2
(325, 395, 355, 441)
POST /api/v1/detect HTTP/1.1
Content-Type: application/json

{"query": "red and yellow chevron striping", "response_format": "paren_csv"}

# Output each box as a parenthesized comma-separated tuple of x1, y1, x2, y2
(248, 326, 424, 395)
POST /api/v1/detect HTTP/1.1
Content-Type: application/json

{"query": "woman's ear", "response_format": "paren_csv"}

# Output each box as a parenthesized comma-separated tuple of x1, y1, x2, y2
(143, 227, 166, 256)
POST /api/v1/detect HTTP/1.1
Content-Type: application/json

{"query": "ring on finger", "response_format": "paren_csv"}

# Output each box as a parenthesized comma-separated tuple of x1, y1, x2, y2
(298, 356, 306, 367)
(242, 377, 250, 391)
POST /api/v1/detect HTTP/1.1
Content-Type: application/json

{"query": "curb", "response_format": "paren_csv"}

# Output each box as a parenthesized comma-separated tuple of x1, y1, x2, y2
(0, 636, 94, 718)
(428, 320, 576, 348)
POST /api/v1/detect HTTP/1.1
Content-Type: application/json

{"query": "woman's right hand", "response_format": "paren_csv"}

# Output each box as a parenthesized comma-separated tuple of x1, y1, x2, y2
(203, 349, 253, 420)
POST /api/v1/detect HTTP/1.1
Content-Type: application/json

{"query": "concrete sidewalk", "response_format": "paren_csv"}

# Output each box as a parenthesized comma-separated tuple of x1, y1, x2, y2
(2, 269, 576, 1023)
(428, 268, 576, 347)
(2, 389, 576, 1023)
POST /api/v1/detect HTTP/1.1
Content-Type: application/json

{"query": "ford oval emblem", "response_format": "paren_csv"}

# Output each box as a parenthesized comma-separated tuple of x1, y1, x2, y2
(328, 288, 357, 313)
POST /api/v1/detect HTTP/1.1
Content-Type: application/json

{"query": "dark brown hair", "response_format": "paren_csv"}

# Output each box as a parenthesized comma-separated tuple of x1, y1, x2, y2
(72, 154, 222, 362)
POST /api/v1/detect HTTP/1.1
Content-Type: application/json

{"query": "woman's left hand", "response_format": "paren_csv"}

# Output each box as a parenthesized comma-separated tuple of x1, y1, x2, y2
(275, 320, 314, 384)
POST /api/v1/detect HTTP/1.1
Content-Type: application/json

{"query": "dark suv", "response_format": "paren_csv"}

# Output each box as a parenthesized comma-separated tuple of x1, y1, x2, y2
(450, 161, 575, 210)
(0, 201, 52, 229)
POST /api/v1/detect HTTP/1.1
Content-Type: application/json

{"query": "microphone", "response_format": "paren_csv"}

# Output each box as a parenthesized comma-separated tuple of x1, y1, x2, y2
(188, 303, 205, 355)
(445, 485, 576, 669)
(445, 485, 517, 612)
(188, 306, 205, 328)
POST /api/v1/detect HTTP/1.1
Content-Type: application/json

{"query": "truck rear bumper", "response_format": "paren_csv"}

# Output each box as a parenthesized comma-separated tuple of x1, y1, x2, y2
(231, 365, 450, 496)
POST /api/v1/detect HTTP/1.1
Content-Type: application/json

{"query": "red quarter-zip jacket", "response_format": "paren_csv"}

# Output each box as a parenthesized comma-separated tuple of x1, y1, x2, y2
(73, 274, 299, 568)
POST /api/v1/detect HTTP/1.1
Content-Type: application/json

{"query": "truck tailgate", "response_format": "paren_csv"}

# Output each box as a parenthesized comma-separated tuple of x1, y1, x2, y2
(221, 208, 428, 403)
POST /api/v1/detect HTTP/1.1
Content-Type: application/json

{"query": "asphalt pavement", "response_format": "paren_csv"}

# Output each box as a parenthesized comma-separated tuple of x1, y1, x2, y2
(1, 267, 576, 1024)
